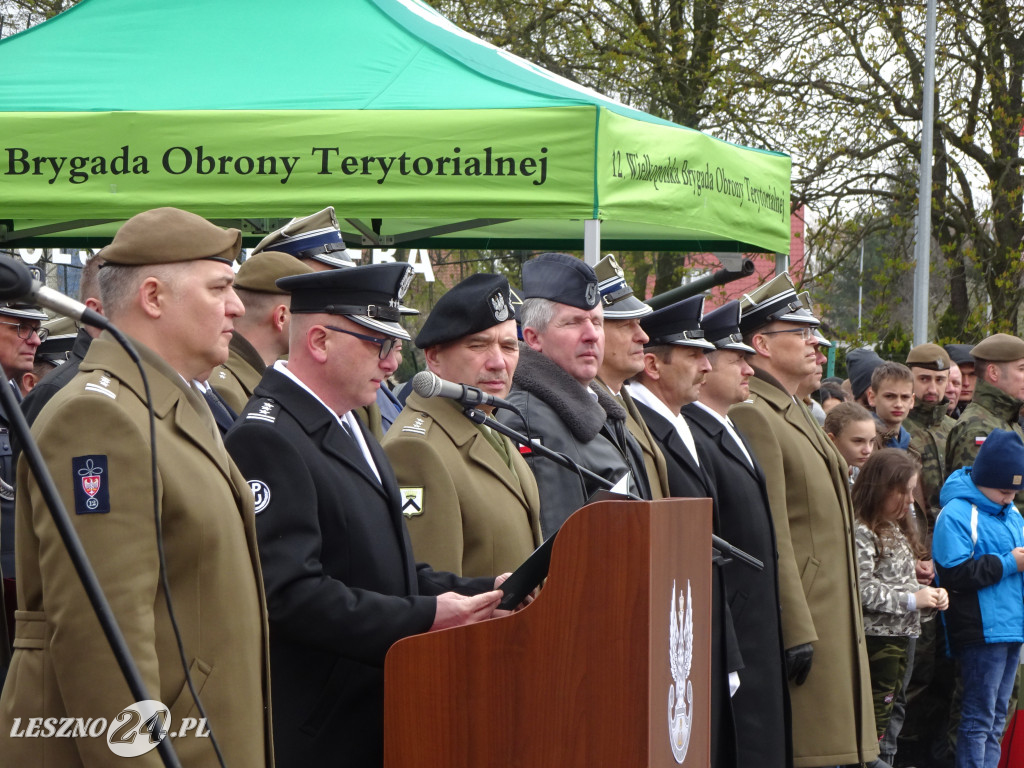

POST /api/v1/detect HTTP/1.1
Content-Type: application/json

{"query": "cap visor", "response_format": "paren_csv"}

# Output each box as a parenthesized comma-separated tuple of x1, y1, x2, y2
(349, 314, 412, 342)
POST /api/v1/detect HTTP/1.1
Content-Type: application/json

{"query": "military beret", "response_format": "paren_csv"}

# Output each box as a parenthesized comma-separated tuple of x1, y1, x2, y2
(905, 343, 951, 371)
(641, 295, 716, 350)
(252, 206, 355, 269)
(235, 251, 314, 294)
(700, 300, 754, 353)
(522, 253, 600, 310)
(847, 347, 885, 399)
(970, 333, 1024, 363)
(944, 343, 975, 367)
(593, 255, 652, 319)
(415, 273, 516, 349)
(102, 207, 241, 266)
(738, 272, 819, 335)
(0, 300, 46, 322)
(278, 262, 413, 341)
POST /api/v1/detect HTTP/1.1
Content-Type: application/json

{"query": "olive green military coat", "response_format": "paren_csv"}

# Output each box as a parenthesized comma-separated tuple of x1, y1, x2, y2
(0, 334, 272, 768)
(210, 330, 265, 415)
(593, 380, 671, 500)
(382, 393, 542, 577)
(730, 371, 877, 768)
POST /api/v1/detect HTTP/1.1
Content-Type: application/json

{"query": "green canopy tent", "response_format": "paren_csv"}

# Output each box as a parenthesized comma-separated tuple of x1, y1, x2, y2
(0, 0, 791, 261)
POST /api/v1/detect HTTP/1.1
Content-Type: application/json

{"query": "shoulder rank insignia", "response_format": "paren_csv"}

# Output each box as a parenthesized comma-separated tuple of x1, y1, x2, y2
(246, 399, 279, 424)
(83, 374, 117, 400)
(73, 455, 110, 514)
(400, 487, 424, 517)
(401, 415, 429, 436)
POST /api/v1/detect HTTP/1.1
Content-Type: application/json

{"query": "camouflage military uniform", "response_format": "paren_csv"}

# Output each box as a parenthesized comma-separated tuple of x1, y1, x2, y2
(905, 397, 957, 539)
(856, 521, 925, 739)
(944, 379, 1024, 506)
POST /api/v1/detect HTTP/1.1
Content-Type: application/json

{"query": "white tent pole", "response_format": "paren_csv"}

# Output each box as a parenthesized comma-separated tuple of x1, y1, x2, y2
(584, 219, 601, 266)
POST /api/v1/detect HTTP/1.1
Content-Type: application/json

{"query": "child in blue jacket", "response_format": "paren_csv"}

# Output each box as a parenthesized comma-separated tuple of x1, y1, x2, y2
(933, 428, 1024, 768)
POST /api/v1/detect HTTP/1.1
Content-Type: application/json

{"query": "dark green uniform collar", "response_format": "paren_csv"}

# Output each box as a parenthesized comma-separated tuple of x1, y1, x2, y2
(971, 379, 1024, 422)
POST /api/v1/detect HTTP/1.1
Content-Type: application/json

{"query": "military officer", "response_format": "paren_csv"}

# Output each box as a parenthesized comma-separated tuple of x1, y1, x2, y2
(0, 207, 272, 767)
(224, 263, 503, 768)
(628, 295, 717, 500)
(627, 295, 740, 768)
(591, 255, 668, 499)
(251, 205, 357, 271)
(729, 273, 878, 768)
(0, 296, 46, 683)
(498, 253, 641, 538)
(382, 273, 542, 577)
(945, 333, 1024, 506)
(252, 206, 408, 437)
(210, 250, 313, 413)
(903, 343, 955, 531)
(944, 343, 976, 417)
(899, 343, 959, 768)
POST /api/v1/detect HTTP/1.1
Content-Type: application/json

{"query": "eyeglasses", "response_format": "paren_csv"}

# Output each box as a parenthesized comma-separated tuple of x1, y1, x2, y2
(760, 326, 814, 341)
(323, 325, 398, 359)
(0, 320, 48, 342)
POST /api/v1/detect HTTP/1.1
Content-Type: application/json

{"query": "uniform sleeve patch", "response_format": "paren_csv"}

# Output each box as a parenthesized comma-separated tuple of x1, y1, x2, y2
(975, 436, 987, 445)
(400, 487, 424, 517)
(73, 455, 110, 514)
(248, 480, 271, 514)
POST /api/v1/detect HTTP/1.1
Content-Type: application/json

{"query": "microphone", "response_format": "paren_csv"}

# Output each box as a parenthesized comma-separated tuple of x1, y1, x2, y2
(412, 370, 516, 412)
(0, 255, 110, 330)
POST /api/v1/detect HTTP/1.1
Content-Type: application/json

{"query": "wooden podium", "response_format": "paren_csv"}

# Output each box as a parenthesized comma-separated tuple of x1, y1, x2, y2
(384, 498, 712, 767)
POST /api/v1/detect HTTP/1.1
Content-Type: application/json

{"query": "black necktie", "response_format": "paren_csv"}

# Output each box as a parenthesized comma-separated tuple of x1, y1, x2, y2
(202, 387, 237, 435)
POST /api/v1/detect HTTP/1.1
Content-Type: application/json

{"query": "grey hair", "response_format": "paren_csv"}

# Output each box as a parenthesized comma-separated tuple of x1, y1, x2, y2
(520, 297, 557, 333)
(98, 262, 186, 320)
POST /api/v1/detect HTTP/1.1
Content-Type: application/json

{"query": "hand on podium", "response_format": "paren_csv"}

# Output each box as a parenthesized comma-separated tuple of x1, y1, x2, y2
(430, 590, 503, 631)
(785, 642, 814, 686)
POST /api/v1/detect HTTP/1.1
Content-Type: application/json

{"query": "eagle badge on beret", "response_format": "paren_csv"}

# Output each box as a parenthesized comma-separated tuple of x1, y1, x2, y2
(490, 290, 509, 322)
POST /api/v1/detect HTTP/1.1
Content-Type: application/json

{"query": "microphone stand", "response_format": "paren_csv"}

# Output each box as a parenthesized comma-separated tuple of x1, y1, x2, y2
(3, 352, 182, 767)
(465, 407, 764, 571)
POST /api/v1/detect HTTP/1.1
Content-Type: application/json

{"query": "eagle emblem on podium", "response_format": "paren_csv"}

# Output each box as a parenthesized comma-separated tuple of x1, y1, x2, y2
(668, 579, 693, 763)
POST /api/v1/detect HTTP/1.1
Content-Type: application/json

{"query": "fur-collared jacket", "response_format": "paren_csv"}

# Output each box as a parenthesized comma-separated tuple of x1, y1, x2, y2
(498, 345, 646, 538)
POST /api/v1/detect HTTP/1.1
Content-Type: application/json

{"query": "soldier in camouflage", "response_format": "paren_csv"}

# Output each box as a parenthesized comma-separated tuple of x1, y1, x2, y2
(898, 344, 958, 766)
(903, 344, 956, 535)
(944, 334, 1024, 507)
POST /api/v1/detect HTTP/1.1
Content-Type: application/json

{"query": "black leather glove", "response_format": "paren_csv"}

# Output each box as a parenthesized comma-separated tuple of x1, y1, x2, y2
(785, 643, 814, 686)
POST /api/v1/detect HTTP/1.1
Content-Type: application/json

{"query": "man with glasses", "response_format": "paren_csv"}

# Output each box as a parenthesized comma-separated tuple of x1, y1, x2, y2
(0, 297, 46, 684)
(225, 263, 505, 768)
(729, 273, 879, 768)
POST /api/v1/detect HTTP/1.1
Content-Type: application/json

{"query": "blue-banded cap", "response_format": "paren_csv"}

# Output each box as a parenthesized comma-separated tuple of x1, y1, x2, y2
(253, 207, 356, 269)
(700, 300, 754, 353)
(593, 255, 652, 319)
(278, 262, 413, 340)
(738, 272, 819, 334)
(641, 295, 716, 350)
(522, 253, 600, 310)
